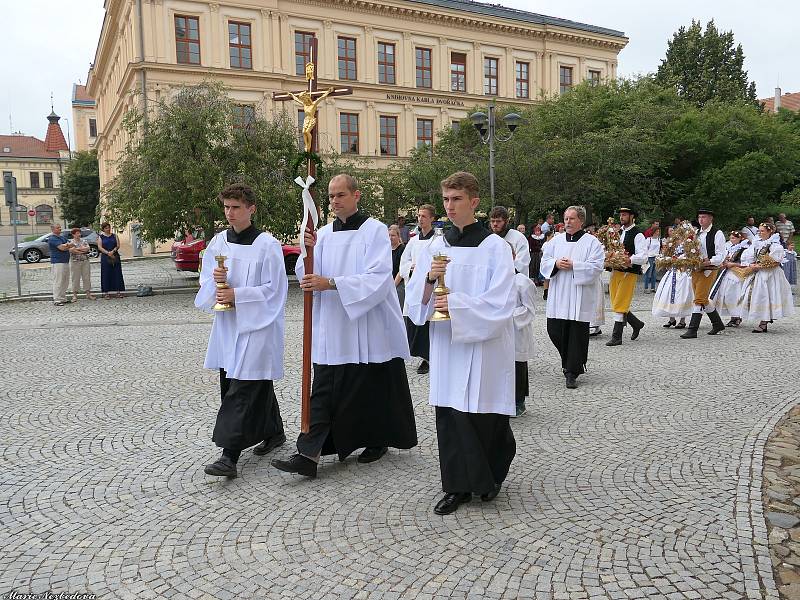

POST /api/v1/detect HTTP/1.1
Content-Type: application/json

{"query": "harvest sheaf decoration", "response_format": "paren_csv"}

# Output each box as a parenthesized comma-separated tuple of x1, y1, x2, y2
(596, 219, 629, 270)
(656, 223, 704, 272)
(755, 248, 781, 270)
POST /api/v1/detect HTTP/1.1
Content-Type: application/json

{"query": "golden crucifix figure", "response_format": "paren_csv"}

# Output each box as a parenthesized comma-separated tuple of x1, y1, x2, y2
(286, 88, 334, 152)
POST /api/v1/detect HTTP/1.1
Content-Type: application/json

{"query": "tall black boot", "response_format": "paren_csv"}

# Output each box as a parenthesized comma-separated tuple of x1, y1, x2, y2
(625, 312, 645, 340)
(605, 321, 625, 346)
(705, 310, 725, 335)
(680, 313, 703, 339)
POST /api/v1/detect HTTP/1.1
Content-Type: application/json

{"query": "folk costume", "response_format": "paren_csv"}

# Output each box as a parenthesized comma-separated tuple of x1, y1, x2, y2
(709, 239, 750, 327)
(651, 254, 694, 327)
(274, 212, 417, 478)
(399, 227, 436, 373)
(740, 233, 795, 332)
(406, 222, 517, 513)
(681, 210, 727, 338)
(540, 230, 605, 388)
(195, 226, 288, 478)
(606, 209, 648, 346)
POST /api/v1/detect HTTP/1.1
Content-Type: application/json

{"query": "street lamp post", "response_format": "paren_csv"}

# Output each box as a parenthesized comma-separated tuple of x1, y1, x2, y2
(469, 103, 522, 207)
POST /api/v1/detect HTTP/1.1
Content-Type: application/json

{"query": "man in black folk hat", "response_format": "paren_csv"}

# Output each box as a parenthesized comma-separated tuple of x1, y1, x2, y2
(680, 208, 727, 339)
(606, 207, 648, 347)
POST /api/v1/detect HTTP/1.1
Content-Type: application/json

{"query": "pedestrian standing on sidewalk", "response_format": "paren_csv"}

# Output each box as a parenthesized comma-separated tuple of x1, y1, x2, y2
(98, 223, 126, 299)
(643, 227, 661, 293)
(68, 228, 95, 302)
(48, 224, 72, 306)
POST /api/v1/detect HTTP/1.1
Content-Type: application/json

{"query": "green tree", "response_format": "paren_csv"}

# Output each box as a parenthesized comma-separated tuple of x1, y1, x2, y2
(59, 149, 100, 226)
(105, 82, 302, 243)
(655, 20, 758, 107)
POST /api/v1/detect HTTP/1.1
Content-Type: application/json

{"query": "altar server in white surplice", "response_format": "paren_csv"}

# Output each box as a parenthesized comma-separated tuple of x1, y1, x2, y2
(271, 174, 417, 480)
(406, 171, 516, 517)
(195, 184, 288, 479)
(540, 206, 605, 390)
(488, 205, 531, 277)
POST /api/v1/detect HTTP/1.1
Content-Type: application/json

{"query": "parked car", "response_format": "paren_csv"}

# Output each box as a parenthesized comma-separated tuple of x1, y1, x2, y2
(9, 228, 99, 264)
(171, 235, 301, 275)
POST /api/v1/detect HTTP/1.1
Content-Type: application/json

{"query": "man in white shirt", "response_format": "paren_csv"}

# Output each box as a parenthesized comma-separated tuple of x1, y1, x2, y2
(272, 174, 417, 478)
(540, 206, 605, 389)
(488, 206, 530, 276)
(681, 208, 727, 338)
(541, 214, 555, 236)
(606, 208, 648, 347)
(777, 213, 795, 245)
(195, 184, 288, 478)
(406, 171, 516, 515)
(741, 216, 759, 241)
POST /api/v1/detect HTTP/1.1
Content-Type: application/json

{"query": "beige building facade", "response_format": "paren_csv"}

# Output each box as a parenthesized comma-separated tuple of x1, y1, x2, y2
(88, 0, 627, 189)
(0, 112, 70, 235)
(71, 84, 98, 152)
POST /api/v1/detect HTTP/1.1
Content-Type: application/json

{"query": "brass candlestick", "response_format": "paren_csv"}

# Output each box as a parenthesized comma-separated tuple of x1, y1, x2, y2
(430, 252, 450, 322)
(213, 255, 234, 311)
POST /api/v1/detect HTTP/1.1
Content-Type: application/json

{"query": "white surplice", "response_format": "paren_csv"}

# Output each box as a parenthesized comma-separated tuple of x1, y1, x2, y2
(540, 232, 605, 323)
(297, 217, 410, 365)
(406, 234, 516, 416)
(195, 232, 287, 381)
(513, 273, 536, 361)
(504, 228, 531, 275)
(398, 230, 436, 316)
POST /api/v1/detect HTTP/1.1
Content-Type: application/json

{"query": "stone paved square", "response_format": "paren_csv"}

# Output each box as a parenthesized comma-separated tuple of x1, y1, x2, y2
(0, 288, 797, 599)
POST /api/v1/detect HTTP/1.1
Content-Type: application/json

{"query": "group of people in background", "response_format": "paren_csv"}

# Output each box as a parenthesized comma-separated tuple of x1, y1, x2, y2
(48, 222, 126, 305)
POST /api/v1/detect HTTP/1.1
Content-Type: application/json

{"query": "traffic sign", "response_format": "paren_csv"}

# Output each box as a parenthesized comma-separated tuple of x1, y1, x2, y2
(27, 209, 36, 217)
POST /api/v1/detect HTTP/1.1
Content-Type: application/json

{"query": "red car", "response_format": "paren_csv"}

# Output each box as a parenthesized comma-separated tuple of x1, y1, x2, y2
(171, 236, 301, 274)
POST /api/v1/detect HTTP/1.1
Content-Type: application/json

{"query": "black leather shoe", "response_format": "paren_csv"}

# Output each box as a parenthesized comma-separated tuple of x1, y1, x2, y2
(416, 360, 429, 374)
(481, 483, 501, 502)
(252, 433, 287, 456)
(663, 319, 676, 328)
(674, 322, 686, 329)
(271, 454, 317, 478)
(565, 373, 577, 389)
(357, 446, 388, 464)
(204, 456, 238, 478)
(434, 492, 472, 515)
(589, 328, 602, 337)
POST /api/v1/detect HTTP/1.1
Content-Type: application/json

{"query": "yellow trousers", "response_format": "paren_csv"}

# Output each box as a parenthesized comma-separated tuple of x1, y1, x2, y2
(609, 270, 638, 313)
(691, 270, 717, 307)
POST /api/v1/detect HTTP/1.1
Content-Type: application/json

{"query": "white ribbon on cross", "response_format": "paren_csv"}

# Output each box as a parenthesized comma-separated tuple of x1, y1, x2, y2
(294, 175, 320, 260)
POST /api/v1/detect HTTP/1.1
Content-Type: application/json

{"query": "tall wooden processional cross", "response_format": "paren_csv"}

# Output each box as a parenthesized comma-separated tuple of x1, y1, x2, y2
(273, 37, 353, 433)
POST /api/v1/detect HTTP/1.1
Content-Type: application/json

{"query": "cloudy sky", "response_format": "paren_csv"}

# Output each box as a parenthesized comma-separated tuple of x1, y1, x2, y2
(0, 0, 795, 144)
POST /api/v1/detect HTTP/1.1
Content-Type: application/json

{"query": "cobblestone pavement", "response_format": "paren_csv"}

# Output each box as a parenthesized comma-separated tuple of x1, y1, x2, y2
(0, 255, 199, 298)
(1, 287, 798, 599)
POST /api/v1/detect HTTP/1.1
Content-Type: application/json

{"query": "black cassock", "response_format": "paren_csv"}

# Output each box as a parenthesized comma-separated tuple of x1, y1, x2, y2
(211, 225, 284, 451)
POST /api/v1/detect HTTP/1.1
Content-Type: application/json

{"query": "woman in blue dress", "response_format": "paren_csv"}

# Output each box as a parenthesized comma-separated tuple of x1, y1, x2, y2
(99, 222, 125, 298)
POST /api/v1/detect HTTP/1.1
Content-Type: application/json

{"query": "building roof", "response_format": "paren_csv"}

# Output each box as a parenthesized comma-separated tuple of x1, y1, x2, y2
(44, 111, 69, 152)
(405, 0, 626, 38)
(0, 135, 63, 159)
(761, 91, 800, 113)
(72, 83, 96, 107)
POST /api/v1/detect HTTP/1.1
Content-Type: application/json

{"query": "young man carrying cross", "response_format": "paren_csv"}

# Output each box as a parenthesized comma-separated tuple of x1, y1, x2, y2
(271, 174, 417, 478)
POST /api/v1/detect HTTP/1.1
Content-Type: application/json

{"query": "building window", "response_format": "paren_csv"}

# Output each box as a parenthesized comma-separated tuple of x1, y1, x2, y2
(43, 172, 53, 188)
(588, 69, 601, 86)
(484, 57, 498, 95)
(228, 22, 252, 69)
(13, 205, 28, 225)
(416, 48, 432, 89)
(89, 118, 97, 138)
(295, 31, 315, 76)
(560, 66, 573, 94)
(174, 15, 200, 65)
(35, 204, 53, 225)
(337, 37, 357, 80)
(515, 62, 529, 99)
(450, 52, 466, 92)
(416, 119, 433, 147)
(377, 42, 395, 85)
(340, 113, 359, 154)
(380, 116, 397, 156)
(30, 172, 39, 188)
(232, 105, 255, 129)
(451, 120, 461, 132)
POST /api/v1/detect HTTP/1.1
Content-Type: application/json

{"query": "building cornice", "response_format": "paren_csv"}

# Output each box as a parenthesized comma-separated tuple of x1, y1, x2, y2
(291, 0, 628, 51)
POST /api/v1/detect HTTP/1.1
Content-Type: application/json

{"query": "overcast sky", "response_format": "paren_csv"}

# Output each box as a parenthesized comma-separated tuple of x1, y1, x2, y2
(0, 0, 796, 143)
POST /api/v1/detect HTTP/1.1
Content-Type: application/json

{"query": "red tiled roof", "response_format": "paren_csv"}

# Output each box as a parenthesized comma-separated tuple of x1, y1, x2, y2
(72, 84, 95, 105)
(44, 112, 69, 152)
(0, 135, 62, 159)
(761, 91, 800, 113)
